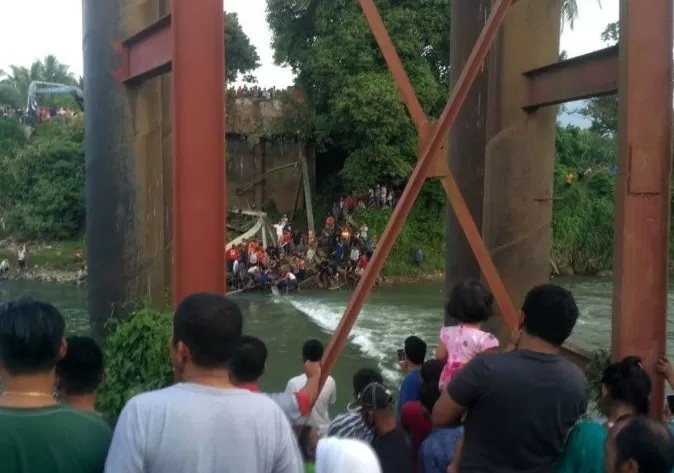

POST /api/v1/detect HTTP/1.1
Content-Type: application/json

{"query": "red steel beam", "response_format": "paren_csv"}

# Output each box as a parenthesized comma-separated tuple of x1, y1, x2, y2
(115, 15, 172, 85)
(612, 0, 672, 418)
(321, 0, 516, 383)
(172, 0, 226, 306)
(522, 45, 618, 110)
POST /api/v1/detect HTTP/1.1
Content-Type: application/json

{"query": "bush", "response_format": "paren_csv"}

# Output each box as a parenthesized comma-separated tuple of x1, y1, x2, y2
(96, 308, 173, 416)
(583, 349, 611, 418)
(350, 182, 446, 277)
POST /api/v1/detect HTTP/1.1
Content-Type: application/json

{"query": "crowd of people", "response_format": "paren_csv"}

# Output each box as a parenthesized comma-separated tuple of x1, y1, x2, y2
(231, 86, 280, 100)
(0, 105, 79, 124)
(2, 279, 674, 473)
(218, 183, 411, 293)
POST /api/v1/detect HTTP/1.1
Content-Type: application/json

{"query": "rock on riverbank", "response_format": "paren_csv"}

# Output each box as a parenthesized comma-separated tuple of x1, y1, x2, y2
(0, 268, 84, 285)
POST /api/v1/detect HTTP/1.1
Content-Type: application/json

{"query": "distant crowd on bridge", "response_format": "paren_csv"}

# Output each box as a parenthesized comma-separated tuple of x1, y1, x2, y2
(231, 85, 280, 100)
(2, 280, 674, 473)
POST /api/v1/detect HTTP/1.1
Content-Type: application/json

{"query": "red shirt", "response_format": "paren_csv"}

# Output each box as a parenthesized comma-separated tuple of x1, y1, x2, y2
(239, 383, 260, 392)
(401, 401, 432, 464)
(358, 255, 368, 269)
(238, 383, 312, 416)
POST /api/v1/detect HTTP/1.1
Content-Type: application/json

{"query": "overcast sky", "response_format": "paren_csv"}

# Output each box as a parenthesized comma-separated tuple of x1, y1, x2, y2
(0, 0, 618, 87)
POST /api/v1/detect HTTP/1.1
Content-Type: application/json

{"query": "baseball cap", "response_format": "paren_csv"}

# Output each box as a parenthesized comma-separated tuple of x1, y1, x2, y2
(347, 382, 395, 412)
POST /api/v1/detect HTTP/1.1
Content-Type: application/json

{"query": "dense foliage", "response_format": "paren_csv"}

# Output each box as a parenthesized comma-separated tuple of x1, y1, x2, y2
(0, 117, 85, 240)
(267, 0, 449, 193)
(351, 182, 446, 277)
(96, 307, 173, 416)
(552, 125, 617, 274)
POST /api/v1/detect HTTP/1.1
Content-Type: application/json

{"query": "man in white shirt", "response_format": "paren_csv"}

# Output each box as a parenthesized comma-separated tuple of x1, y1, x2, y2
(285, 339, 336, 437)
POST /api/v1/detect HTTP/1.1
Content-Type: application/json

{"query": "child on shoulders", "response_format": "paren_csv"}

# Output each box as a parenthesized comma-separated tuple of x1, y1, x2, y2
(436, 280, 500, 390)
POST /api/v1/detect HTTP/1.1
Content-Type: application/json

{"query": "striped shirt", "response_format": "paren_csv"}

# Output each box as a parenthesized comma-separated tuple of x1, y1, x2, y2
(327, 412, 374, 442)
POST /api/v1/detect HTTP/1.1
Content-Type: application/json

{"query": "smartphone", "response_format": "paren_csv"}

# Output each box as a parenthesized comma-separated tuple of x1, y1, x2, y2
(397, 349, 406, 362)
(667, 394, 674, 413)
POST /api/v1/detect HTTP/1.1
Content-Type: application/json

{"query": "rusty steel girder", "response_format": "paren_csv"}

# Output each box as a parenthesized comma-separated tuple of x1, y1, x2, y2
(612, 0, 673, 418)
(523, 46, 619, 110)
(113, 14, 172, 84)
(114, 1, 226, 305)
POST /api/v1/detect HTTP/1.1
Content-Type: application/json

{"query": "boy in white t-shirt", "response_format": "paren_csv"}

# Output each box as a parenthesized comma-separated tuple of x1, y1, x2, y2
(285, 339, 336, 437)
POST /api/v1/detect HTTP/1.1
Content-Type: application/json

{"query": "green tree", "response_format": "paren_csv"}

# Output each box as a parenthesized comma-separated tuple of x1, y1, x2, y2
(0, 117, 85, 240)
(225, 12, 261, 82)
(0, 84, 22, 108)
(267, 0, 449, 191)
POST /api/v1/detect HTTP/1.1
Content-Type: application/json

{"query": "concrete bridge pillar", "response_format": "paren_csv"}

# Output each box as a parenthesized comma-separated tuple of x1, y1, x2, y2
(446, 0, 560, 333)
(445, 0, 492, 305)
(83, 0, 172, 335)
(481, 0, 560, 334)
(83, 0, 138, 334)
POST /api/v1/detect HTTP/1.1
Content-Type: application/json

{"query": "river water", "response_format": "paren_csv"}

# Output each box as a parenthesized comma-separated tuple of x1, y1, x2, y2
(2, 277, 674, 410)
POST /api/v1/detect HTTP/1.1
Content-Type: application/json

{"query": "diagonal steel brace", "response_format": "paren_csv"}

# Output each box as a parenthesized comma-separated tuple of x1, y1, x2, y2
(320, 0, 517, 384)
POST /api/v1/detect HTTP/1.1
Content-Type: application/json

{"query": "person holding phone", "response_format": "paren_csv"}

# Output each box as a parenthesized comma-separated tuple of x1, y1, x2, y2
(557, 356, 652, 473)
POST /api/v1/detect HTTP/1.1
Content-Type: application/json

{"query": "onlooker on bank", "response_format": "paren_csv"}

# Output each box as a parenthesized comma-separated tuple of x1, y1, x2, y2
(432, 284, 587, 473)
(105, 293, 303, 473)
(0, 298, 112, 473)
(605, 415, 674, 473)
(286, 339, 336, 436)
(229, 334, 320, 424)
(349, 382, 414, 473)
(398, 335, 427, 412)
(328, 368, 383, 441)
(56, 335, 117, 428)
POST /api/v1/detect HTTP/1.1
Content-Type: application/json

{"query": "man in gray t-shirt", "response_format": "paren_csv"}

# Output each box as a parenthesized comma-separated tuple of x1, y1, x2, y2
(105, 293, 303, 473)
(105, 383, 302, 473)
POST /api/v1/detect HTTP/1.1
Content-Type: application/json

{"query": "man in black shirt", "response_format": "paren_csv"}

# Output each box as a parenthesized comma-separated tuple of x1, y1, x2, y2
(432, 284, 588, 473)
(348, 381, 414, 473)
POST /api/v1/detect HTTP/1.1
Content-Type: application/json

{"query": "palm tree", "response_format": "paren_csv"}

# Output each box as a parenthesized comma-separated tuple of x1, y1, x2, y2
(0, 56, 77, 108)
(561, 0, 602, 30)
(561, 0, 579, 29)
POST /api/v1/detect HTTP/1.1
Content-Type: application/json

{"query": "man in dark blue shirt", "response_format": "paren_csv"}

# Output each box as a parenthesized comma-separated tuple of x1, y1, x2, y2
(398, 336, 427, 415)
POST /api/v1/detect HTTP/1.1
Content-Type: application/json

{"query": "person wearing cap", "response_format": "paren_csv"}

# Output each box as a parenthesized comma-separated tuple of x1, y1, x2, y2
(349, 382, 414, 473)
(327, 368, 382, 441)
